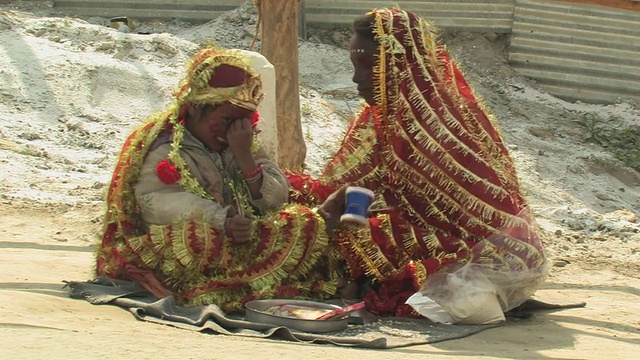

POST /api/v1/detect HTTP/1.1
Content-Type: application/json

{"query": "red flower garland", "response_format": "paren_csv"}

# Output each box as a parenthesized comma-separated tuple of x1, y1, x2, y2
(156, 159, 181, 184)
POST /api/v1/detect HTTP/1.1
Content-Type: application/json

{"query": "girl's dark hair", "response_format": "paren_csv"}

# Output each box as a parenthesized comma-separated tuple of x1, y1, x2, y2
(352, 13, 377, 43)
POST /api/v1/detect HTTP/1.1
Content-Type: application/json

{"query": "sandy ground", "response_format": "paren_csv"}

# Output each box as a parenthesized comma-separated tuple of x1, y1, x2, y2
(1, 1, 639, 359)
(1, 201, 638, 359)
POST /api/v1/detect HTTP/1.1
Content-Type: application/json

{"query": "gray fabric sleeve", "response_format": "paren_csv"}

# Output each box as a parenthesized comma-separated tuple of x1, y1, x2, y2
(247, 158, 290, 212)
(134, 144, 230, 230)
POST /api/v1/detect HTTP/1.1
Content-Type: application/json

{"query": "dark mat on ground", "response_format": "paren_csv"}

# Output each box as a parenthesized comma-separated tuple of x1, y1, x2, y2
(65, 277, 585, 349)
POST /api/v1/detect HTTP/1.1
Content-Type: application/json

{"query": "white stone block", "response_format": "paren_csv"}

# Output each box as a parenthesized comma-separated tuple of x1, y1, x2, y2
(233, 49, 278, 161)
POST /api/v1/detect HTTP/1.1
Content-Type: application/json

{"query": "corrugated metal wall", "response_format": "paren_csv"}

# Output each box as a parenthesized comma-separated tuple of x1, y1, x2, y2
(50, 0, 640, 105)
(304, 0, 515, 32)
(509, 0, 640, 104)
(51, 0, 516, 32)
(51, 0, 245, 22)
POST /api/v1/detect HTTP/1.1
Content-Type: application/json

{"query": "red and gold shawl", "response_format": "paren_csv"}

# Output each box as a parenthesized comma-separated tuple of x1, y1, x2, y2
(288, 9, 547, 316)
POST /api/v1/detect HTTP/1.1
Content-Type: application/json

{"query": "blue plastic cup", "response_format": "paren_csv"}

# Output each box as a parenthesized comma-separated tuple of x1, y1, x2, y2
(340, 186, 375, 226)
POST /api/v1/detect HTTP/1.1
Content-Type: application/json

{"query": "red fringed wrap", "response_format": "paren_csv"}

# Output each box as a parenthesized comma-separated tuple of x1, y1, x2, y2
(283, 9, 547, 318)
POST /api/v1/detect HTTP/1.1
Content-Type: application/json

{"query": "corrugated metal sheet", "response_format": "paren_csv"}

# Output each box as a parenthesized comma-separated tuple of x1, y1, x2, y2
(51, 0, 246, 23)
(52, 0, 516, 32)
(304, 0, 516, 32)
(509, 0, 640, 104)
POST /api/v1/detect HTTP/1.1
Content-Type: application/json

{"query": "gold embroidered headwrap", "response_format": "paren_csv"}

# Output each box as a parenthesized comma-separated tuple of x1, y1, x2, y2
(174, 48, 264, 111)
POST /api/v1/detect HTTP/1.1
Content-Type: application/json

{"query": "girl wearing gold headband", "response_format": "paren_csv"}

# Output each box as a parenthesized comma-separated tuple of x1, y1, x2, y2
(96, 48, 344, 310)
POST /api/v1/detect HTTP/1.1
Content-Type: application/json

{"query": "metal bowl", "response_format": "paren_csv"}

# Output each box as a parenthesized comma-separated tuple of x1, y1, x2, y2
(245, 299, 348, 333)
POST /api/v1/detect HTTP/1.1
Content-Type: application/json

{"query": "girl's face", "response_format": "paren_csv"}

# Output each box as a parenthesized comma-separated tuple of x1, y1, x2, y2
(349, 34, 378, 106)
(187, 102, 253, 152)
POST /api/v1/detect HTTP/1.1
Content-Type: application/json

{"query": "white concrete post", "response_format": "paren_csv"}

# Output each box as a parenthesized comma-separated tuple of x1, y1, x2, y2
(234, 49, 278, 161)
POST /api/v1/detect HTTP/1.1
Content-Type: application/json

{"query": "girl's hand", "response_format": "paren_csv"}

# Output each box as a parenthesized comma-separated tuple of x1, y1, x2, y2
(226, 214, 252, 244)
(226, 118, 253, 159)
(318, 184, 349, 237)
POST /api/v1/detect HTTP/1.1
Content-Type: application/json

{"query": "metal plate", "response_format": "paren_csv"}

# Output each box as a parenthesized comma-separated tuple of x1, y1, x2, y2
(245, 299, 348, 333)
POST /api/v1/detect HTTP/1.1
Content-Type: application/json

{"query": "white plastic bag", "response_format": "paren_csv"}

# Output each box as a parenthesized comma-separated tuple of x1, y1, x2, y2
(406, 265, 506, 324)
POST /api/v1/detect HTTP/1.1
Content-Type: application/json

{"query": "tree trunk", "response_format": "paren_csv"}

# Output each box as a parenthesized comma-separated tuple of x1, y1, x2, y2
(259, 0, 306, 170)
